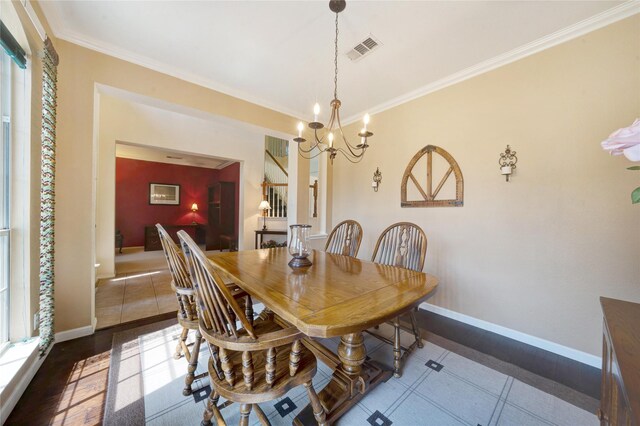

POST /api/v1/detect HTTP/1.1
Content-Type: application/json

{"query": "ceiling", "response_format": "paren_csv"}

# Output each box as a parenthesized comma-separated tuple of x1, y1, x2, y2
(41, 1, 633, 123)
(116, 142, 235, 169)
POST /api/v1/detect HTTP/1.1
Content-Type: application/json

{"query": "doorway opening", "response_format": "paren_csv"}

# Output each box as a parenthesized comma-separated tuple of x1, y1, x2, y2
(96, 143, 240, 329)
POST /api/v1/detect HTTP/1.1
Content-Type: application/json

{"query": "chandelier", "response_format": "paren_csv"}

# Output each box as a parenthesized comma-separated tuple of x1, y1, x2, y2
(293, 0, 373, 164)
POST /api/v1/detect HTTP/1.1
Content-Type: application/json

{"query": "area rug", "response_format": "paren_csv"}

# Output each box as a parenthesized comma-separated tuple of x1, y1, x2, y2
(104, 320, 597, 425)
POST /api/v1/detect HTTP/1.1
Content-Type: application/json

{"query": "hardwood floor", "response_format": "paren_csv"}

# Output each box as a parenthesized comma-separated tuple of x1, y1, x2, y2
(415, 309, 601, 400)
(5, 309, 601, 425)
(5, 312, 176, 426)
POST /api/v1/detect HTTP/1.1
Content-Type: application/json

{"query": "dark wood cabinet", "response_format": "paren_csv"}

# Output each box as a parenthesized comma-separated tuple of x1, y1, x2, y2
(599, 297, 640, 426)
(207, 182, 236, 250)
(144, 224, 207, 251)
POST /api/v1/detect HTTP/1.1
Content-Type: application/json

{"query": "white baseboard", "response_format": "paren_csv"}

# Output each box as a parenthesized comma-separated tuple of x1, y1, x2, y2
(420, 302, 602, 369)
(96, 272, 115, 280)
(54, 325, 94, 343)
(0, 341, 51, 425)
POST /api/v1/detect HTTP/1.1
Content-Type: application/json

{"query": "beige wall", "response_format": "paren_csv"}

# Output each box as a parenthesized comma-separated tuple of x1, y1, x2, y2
(334, 16, 640, 357)
(51, 38, 305, 332)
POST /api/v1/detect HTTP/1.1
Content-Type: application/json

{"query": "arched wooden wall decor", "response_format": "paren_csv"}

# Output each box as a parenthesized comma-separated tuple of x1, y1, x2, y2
(401, 145, 464, 207)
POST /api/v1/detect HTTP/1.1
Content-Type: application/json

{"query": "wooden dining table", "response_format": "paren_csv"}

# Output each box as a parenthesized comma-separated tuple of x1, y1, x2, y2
(208, 247, 439, 425)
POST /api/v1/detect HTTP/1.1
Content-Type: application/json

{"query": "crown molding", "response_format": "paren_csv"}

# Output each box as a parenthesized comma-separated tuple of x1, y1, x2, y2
(342, 1, 640, 124)
(61, 28, 304, 120)
(41, 1, 639, 128)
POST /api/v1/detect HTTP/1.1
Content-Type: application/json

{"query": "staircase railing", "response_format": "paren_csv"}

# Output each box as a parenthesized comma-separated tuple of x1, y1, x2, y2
(262, 150, 319, 219)
(264, 151, 288, 218)
(262, 179, 288, 218)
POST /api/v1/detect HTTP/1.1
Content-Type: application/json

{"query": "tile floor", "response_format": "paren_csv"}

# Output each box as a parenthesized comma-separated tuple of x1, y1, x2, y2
(97, 246, 219, 329)
(96, 269, 177, 329)
(124, 322, 597, 426)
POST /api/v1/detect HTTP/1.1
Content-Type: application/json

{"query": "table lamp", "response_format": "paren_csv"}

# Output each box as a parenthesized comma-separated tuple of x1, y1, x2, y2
(190, 202, 198, 224)
(258, 200, 271, 231)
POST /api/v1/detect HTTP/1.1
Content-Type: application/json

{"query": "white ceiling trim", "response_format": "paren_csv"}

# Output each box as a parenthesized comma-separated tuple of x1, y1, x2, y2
(343, 1, 640, 124)
(45, 20, 303, 122)
(214, 160, 238, 170)
(44, 1, 639, 128)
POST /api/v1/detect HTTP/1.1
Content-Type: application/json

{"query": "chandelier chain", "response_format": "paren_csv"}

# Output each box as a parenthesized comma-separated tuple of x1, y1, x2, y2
(334, 11, 339, 100)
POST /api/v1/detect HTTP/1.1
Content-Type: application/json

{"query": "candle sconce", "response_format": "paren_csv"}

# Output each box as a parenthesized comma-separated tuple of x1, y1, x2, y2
(499, 145, 518, 182)
(372, 167, 382, 192)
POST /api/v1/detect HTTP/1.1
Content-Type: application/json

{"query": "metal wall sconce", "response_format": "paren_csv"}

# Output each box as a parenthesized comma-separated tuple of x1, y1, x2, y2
(499, 145, 518, 182)
(372, 167, 382, 191)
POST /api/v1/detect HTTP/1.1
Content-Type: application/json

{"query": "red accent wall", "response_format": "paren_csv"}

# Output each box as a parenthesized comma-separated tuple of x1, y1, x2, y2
(115, 158, 239, 247)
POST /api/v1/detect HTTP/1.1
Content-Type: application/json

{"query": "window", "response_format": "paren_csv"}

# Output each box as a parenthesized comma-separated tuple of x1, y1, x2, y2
(0, 48, 11, 352)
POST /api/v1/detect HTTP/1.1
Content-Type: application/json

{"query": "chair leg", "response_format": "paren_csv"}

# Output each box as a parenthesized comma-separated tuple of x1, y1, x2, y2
(393, 317, 402, 378)
(184, 329, 202, 396)
(304, 381, 327, 426)
(253, 404, 271, 426)
(201, 389, 225, 426)
(239, 403, 252, 426)
(174, 327, 189, 360)
(410, 309, 423, 348)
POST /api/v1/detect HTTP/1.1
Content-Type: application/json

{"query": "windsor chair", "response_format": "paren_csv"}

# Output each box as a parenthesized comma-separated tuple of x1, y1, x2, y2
(324, 219, 363, 257)
(369, 222, 428, 378)
(156, 224, 252, 396)
(177, 231, 327, 426)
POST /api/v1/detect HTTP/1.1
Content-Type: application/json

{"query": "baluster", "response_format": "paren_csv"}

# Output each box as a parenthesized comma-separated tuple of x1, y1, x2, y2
(266, 347, 276, 387)
(242, 351, 254, 390)
(289, 339, 301, 376)
(219, 347, 234, 386)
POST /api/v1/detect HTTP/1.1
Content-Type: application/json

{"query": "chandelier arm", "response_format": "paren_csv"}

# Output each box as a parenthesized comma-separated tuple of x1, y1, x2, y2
(334, 111, 365, 155)
(312, 127, 327, 146)
(297, 146, 327, 160)
(334, 147, 366, 163)
(297, 138, 325, 154)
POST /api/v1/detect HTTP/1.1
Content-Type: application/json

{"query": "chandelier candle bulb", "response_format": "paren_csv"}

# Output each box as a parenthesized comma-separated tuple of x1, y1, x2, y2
(297, 122, 304, 138)
(363, 113, 370, 131)
(313, 103, 320, 122)
(328, 132, 334, 148)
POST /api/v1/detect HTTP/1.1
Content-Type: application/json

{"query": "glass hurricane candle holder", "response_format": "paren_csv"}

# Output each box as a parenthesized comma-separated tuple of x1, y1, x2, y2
(288, 224, 312, 268)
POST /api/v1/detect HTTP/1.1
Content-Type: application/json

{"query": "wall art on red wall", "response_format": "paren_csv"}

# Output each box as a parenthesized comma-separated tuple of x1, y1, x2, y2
(149, 183, 180, 205)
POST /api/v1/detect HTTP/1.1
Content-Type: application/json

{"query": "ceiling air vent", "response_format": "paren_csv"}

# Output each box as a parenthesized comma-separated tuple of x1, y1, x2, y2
(346, 35, 381, 62)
